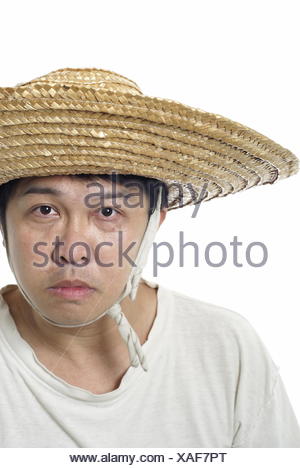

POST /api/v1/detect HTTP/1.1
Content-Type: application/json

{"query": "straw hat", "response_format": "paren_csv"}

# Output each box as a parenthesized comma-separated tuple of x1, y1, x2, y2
(0, 67, 298, 209)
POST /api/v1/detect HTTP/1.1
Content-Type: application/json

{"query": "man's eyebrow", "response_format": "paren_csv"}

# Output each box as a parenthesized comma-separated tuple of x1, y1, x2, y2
(18, 186, 130, 199)
(19, 187, 64, 197)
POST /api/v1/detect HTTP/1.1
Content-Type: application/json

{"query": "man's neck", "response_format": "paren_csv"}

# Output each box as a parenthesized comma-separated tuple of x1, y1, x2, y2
(3, 280, 158, 394)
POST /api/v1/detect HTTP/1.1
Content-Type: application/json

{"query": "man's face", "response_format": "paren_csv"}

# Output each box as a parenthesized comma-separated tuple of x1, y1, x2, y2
(5, 175, 163, 325)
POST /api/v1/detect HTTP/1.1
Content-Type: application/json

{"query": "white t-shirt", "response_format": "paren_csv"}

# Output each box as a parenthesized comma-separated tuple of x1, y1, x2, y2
(0, 279, 299, 448)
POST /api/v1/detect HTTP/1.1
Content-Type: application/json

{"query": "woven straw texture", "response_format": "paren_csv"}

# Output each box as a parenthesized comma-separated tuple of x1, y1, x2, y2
(0, 67, 298, 210)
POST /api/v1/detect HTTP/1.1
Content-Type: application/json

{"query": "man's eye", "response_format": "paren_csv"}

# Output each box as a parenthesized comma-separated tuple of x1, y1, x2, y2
(97, 206, 120, 219)
(33, 205, 57, 216)
(98, 207, 118, 218)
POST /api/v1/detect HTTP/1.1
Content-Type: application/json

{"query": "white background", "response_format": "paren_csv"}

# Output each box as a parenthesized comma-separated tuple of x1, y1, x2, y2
(0, 0, 299, 458)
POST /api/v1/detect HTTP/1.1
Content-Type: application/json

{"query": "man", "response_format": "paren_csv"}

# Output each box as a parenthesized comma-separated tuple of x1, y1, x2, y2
(0, 67, 299, 448)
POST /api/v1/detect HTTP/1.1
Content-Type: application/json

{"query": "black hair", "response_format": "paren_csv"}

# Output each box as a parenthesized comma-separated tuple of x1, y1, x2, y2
(0, 173, 169, 248)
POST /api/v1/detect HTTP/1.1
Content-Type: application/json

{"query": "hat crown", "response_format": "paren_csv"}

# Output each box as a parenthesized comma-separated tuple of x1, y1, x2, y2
(16, 67, 143, 96)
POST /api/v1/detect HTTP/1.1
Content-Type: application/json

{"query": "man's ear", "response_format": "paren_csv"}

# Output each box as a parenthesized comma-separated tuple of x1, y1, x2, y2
(0, 226, 5, 247)
(158, 208, 167, 228)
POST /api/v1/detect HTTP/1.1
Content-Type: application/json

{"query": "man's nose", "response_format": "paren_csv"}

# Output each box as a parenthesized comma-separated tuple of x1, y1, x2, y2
(50, 219, 93, 267)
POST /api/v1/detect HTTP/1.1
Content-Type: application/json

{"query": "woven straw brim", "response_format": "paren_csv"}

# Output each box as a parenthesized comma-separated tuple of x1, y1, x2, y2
(0, 82, 298, 210)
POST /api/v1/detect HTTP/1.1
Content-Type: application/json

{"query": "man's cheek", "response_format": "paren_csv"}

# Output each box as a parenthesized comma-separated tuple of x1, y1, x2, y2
(94, 240, 138, 272)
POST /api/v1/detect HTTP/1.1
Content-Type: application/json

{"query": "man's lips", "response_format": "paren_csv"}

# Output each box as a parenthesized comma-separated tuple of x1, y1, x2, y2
(47, 280, 95, 299)
(49, 280, 93, 288)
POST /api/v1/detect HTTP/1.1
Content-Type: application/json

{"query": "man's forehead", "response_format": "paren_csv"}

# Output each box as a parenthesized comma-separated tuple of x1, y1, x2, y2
(16, 175, 136, 193)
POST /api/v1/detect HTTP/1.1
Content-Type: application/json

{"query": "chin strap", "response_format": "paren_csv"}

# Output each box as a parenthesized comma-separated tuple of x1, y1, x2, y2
(7, 187, 163, 373)
(107, 303, 143, 369)
(105, 187, 162, 371)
